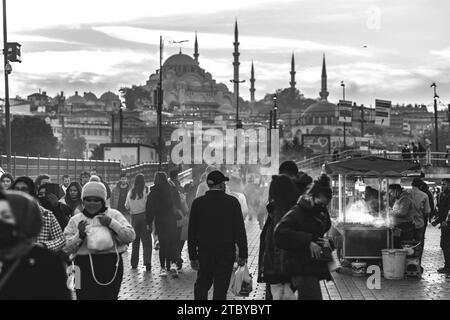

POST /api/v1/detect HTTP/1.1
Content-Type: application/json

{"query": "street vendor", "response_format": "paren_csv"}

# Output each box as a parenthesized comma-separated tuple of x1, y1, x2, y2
(388, 184, 415, 248)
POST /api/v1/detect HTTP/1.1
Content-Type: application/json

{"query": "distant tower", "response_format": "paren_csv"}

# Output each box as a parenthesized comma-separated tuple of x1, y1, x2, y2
(194, 31, 199, 64)
(319, 53, 329, 101)
(290, 52, 296, 93)
(250, 60, 255, 103)
(233, 19, 240, 98)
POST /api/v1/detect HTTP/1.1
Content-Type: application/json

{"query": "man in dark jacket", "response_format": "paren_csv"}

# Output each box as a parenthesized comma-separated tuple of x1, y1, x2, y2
(188, 170, 248, 300)
(110, 173, 130, 220)
(431, 178, 450, 274)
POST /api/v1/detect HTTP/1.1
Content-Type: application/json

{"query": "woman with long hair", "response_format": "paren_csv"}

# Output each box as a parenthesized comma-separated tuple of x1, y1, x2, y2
(274, 174, 334, 300)
(146, 172, 180, 277)
(125, 173, 152, 271)
(259, 175, 300, 300)
(62, 182, 83, 214)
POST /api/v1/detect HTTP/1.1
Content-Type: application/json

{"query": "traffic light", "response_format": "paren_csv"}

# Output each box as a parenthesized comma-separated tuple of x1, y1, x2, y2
(6, 42, 21, 62)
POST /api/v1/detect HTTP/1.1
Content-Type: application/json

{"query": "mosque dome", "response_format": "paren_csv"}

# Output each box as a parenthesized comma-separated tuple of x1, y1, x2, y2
(163, 53, 197, 67)
(100, 91, 120, 101)
(302, 100, 337, 116)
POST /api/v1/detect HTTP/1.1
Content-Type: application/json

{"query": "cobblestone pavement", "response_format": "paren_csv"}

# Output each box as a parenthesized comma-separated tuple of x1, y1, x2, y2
(118, 221, 450, 300)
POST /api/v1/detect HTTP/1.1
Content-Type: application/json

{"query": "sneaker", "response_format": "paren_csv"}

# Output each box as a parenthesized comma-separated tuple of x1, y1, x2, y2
(159, 270, 168, 277)
(170, 268, 179, 278)
(437, 267, 450, 274)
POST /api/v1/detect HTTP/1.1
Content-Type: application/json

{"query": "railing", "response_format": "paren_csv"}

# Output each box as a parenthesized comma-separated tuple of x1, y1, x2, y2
(121, 162, 170, 181)
(295, 149, 449, 173)
(0, 154, 121, 183)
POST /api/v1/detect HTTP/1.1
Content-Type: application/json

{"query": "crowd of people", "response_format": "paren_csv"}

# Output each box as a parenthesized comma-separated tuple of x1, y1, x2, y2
(1, 159, 450, 301)
(401, 141, 428, 163)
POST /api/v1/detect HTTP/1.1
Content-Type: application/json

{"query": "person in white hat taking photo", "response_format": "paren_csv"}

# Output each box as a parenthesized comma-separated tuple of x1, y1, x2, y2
(63, 180, 135, 300)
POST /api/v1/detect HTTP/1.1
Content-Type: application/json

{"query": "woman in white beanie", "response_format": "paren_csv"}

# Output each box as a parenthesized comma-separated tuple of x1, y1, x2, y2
(63, 181, 135, 300)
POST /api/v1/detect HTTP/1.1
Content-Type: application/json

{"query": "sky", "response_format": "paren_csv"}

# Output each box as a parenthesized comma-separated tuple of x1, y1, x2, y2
(1, 0, 450, 109)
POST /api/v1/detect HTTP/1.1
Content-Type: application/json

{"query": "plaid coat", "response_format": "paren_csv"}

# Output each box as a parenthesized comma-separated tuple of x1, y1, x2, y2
(35, 206, 65, 252)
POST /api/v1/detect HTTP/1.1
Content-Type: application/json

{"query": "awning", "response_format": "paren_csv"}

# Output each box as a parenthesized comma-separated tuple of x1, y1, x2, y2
(324, 156, 421, 177)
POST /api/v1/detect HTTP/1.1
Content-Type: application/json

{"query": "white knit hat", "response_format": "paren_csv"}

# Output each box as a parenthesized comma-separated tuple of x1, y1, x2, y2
(81, 181, 107, 202)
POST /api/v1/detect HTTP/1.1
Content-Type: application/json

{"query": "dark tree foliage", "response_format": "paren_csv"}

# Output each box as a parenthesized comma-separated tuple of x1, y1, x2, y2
(6, 116, 58, 157)
(119, 86, 150, 110)
(60, 133, 87, 159)
(89, 144, 104, 160)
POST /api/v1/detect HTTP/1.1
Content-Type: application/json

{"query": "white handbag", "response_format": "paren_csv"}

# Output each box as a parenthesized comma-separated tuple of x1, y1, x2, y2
(86, 224, 114, 252)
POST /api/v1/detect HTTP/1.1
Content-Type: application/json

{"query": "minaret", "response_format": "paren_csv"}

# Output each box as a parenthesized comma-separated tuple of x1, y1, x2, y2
(193, 31, 199, 64)
(250, 60, 255, 103)
(233, 19, 240, 98)
(290, 52, 296, 92)
(319, 53, 329, 101)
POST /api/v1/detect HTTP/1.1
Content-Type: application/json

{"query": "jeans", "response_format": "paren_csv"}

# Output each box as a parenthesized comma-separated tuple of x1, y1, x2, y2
(291, 275, 323, 300)
(394, 222, 414, 248)
(194, 247, 235, 300)
(130, 213, 153, 268)
(413, 227, 425, 264)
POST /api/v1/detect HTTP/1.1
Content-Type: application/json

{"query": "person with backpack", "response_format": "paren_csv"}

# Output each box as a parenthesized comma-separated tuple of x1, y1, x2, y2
(125, 174, 152, 271)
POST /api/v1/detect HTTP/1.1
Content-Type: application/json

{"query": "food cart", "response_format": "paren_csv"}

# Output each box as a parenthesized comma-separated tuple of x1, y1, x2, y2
(325, 156, 421, 262)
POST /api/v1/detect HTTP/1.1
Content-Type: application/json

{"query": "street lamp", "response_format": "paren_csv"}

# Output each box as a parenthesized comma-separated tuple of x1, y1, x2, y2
(157, 36, 188, 171)
(340, 80, 346, 150)
(2, 0, 21, 173)
(230, 79, 245, 129)
(431, 82, 439, 152)
(273, 94, 278, 129)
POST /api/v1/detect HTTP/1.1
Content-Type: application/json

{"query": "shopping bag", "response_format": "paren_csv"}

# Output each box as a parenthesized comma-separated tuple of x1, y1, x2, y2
(239, 264, 253, 296)
(230, 264, 253, 296)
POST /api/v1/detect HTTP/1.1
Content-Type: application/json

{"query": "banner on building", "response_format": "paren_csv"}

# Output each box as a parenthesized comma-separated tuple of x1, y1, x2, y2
(338, 100, 353, 123)
(302, 134, 331, 155)
(375, 99, 391, 126)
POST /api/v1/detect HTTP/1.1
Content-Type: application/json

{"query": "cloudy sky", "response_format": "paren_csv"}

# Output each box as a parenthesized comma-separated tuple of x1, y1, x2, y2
(2, 0, 450, 109)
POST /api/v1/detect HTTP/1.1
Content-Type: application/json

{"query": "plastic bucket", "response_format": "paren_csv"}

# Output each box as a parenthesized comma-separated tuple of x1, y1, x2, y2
(381, 249, 407, 280)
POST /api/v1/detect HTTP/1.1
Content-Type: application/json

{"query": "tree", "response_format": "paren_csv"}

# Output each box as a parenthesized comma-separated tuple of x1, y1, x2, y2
(89, 144, 104, 160)
(60, 133, 87, 159)
(119, 85, 150, 110)
(8, 116, 58, 157)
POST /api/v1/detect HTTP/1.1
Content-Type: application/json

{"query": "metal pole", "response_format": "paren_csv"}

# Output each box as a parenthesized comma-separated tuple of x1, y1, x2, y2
(158, 35, 163, 171)
(434, 96, 439, 152)
(3, 0, 11, 172)
(119, 107, 123, 143)
(361, 105, 364, 137)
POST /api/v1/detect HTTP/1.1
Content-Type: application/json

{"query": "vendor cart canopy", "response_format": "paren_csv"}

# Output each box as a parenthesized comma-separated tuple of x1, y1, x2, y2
(325, 156, 421, 177)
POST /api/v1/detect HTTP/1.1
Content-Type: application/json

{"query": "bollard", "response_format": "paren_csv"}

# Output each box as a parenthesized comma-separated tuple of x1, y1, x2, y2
(26, 154, 29, 177)
(57, 157, 60, 181)
(13, 153, 17, 178)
